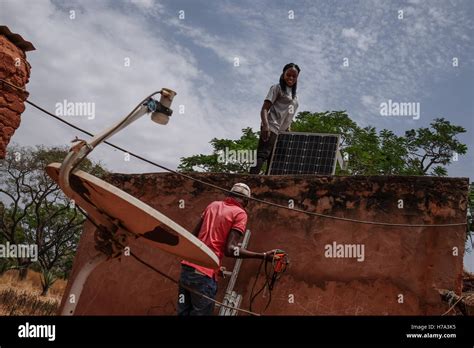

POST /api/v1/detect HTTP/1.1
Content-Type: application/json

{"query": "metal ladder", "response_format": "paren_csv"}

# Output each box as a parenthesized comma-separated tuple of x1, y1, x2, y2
(218, 229, 251, 316)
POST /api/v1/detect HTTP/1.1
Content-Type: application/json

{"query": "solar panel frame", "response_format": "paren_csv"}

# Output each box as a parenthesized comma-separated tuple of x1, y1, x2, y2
(267, 131, 340, 175)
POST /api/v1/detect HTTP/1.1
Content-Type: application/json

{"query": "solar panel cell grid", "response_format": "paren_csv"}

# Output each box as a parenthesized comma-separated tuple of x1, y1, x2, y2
(268, 132, 339, 175)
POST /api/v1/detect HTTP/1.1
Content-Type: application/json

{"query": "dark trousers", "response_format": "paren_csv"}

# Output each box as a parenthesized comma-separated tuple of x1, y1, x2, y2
(177, 265, 218, 316)
(249, 131, 278, 174)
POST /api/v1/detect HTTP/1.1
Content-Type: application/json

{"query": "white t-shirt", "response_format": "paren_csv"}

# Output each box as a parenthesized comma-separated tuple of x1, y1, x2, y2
(264, 84, 299, 134)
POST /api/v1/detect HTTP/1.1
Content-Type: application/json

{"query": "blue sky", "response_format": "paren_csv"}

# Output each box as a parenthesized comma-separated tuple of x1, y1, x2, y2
(0, 0, 472, 177)
(1, 0, 472, 269)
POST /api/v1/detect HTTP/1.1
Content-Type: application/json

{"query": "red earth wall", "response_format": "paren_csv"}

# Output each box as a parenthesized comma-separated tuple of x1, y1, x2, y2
(60, 173, 468, 315)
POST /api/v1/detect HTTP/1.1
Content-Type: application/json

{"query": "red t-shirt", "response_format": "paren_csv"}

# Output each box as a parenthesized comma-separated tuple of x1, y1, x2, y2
(182, 197, 247, 280)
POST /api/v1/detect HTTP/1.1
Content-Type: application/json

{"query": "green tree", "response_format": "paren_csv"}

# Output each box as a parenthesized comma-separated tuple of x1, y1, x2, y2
(23, 201, 83, 295)
(404, 118, 467, 176)
(178, 113, 467, 177)
(292, 110, 359, 148)
(0, 144, 107, 281)
(178, 127, 259, 173)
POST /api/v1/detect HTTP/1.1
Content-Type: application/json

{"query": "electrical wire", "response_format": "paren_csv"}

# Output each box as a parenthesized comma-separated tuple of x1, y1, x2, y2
(0, 78, 467, 228)
(249, 259, 266, 313)
(249, 259, 275, 313)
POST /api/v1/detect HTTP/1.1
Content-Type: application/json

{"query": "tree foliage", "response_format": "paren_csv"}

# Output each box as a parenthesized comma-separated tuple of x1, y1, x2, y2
(0, 144, 107, 290)
(178, 111, 467, 177)
(178, 127, 259, 173)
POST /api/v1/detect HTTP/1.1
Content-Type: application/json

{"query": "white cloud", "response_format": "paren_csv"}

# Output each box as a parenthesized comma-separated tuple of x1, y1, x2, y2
(428, 7, 452, 27)
(166, 18, 241, 65)
(130, 0, 155, 9)
(341, 28, 377, 52)
(361, 95, 376, 109)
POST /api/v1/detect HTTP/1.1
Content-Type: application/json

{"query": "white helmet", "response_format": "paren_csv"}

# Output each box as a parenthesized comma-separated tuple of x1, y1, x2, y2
(231, 183, 251, 198)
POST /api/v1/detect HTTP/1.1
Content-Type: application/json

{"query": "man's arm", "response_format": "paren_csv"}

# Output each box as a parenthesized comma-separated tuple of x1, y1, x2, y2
(224, 229, 275, 261)
(191, 218, 203, 237)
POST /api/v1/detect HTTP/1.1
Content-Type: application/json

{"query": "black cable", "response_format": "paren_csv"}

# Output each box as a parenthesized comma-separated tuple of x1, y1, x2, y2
(263, 260, 273, 312)
(249, 259, 274, 313)
(1, 78, 465, 228)
(249, 259, 264, 312)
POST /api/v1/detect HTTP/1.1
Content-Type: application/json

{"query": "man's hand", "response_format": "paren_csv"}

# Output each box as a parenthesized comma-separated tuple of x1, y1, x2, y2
(263, 249, 283, 262)
(261, 124, 271, 142)
(218, 266, 227, 278)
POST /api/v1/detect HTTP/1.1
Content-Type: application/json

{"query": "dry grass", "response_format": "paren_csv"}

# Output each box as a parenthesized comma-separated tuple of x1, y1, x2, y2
(0, 270, 67, 315)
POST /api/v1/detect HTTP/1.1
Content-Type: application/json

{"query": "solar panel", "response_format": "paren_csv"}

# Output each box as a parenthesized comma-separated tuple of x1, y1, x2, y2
(268, 132, 340, 175)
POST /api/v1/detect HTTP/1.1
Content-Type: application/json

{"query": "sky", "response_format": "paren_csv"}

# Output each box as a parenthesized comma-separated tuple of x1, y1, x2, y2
(1, 0, 473, 270)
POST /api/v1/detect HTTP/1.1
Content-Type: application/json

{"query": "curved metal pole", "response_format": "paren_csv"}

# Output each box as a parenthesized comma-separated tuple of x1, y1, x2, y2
(61, 252, 108, 315)
(57, 89, 176, 315)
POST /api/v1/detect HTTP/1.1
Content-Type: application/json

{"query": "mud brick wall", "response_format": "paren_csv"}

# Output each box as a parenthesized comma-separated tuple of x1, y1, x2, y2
(0, 33, 32, 158)
(60, 173, 468, 315)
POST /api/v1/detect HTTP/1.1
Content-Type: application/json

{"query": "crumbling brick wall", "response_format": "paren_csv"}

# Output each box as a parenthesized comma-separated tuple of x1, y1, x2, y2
(60, 173, 469, 315)
(0, 27, 34, 159)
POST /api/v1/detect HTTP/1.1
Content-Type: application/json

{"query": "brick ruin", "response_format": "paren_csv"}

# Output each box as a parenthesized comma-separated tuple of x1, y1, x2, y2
(0, 26, 35, 159)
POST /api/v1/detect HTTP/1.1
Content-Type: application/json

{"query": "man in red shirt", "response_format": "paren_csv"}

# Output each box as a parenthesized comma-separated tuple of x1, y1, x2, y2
(177, 183, 278, 315)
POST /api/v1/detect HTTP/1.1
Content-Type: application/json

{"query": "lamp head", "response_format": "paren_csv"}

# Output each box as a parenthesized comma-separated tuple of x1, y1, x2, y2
(148, 88, 177, 125)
